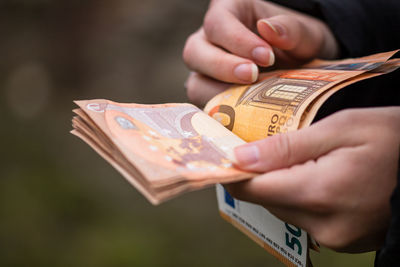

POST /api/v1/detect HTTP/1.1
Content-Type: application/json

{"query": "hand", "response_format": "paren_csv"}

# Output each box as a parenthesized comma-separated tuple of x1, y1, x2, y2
(226, 107, 400, 252)
(183, 0, 340, 106)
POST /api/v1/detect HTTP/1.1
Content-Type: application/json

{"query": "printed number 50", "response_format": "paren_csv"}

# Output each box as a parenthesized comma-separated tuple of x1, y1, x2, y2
(285, 223, 302, 256)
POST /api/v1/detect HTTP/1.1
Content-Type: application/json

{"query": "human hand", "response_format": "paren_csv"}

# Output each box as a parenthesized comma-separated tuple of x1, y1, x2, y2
(226, 107, 400, 252)
(183, 0, 340, 106)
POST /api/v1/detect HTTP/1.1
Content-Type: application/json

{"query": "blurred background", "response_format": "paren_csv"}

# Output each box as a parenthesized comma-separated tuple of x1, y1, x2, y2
(0, 1, 375, 266)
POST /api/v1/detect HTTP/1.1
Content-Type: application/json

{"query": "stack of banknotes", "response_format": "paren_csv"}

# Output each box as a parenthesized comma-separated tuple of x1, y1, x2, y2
(71, 50, 399, 205)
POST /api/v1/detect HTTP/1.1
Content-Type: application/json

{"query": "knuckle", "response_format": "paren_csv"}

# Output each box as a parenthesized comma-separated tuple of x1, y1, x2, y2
(334, 109, 362, 125)
(288, 20, 304, 49)
(297, 19, 321, 52)
(312, 224, 356, 252)
(203, 10, 218, 40)
(230, 34, 247, 47)
(318, 110, 352, 134)
(182, 34, 196, 67)
(209, 0, 220, 5)
(278, 15, 301, 49)
(185, 75, 199, 103)
(302, 191, 332, 214)
(186, 86, 200, 104)
(327, 109, 367, 136)
(300, 180, 335, 214)
(310, 226, 334, 249)
(272, 134, 292, 166)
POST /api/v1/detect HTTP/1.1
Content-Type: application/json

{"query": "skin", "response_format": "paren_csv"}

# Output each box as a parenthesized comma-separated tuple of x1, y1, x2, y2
(183, 0, 339, 107)
(229, 107, 400, 252)
(182, 0, 400, 253)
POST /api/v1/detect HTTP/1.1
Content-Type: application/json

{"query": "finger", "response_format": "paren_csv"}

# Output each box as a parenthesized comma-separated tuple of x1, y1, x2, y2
(225, 176, 315, 239)
(185, 72, 230, 107)
(203, 7, 275, 67)
(257, 15, 324, 61)
(226, 164, 351, 249)
(225, 158, 339, 234)
(233, 114, 350, 173)
(225, 160, 316, 209)
(183, 29, 258, 84)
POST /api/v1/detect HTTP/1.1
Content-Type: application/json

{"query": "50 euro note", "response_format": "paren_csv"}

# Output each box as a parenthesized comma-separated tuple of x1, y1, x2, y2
(71, 100, 311, 267)
(299, 58, 400, 128)
(71, 100, 257, 205)
(202, 51, 399, 267)
(204, 50, 398, 142)
(71, 51, 399, 267)
(71, 50, 398, 205)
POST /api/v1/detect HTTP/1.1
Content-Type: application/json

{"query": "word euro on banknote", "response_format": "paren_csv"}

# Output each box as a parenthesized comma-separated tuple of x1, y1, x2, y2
(204, 50, 398, 142)
(71, 50, 399, 267)
(71, 50, 399, 204)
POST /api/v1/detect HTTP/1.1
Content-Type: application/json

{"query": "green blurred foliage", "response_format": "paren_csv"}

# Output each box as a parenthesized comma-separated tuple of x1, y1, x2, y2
(0, 1, 376, 266)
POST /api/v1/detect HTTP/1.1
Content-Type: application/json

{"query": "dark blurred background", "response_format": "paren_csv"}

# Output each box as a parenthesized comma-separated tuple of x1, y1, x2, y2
(0, 1, 375, 266)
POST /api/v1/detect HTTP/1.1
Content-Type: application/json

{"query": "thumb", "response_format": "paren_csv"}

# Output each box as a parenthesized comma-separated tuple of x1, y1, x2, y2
(233, 118, 344, 173)
(257, 15, 337, 60)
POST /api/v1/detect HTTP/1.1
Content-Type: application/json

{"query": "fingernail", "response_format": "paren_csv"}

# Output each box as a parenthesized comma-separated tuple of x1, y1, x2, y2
(260, 19, 286, 36)
(269, 50, 275, 66)
(252, 47, 269, 66)
(234, 63, 258, 83)
(234, 145, 259, 165)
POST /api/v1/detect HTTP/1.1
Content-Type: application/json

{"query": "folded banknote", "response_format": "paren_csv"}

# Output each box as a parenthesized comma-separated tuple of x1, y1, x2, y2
(72, 50, 399, 205)
(71, 50, 399, 267)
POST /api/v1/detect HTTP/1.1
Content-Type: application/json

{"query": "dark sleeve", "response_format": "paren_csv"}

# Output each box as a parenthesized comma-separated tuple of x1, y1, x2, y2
(268, 0, 400, 57)
(375, 169, 400, 266)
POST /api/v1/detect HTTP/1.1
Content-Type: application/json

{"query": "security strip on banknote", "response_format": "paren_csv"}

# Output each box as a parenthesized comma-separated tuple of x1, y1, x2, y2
(71, 50, 399, 267)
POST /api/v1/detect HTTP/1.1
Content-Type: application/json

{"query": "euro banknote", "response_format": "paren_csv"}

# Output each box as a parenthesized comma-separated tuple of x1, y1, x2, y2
(71, 50, 399, 267)
(71, 51, 398, 204)
(72, 100, 257, 204)
(204, 51, 398, 142)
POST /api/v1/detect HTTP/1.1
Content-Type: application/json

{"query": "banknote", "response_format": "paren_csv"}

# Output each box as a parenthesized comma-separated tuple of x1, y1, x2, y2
(72, 51, 398, 204)
(299, 58, 400, 128)
(71, 50, 398, 267)
(204, 50, 398, 142)
(72, 100, 257, 204)
(209, 54, 399, 267)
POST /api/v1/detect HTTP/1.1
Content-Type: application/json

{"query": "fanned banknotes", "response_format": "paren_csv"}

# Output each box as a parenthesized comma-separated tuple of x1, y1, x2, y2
(204, 51, 399, 141)
(72, 50, 399, 267)
(72, 100, 257, 204)
(72, 50, 398, 204)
